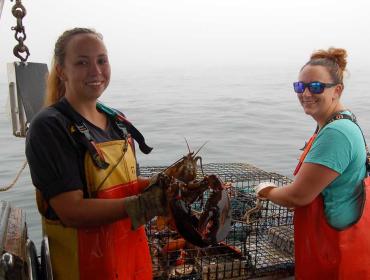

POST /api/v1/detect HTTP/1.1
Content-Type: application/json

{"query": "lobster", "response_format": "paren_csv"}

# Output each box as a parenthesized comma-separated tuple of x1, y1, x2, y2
(154, 141, 232, 247)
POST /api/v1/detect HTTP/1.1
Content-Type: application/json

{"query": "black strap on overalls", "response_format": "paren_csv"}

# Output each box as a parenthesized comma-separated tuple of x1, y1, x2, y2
(52, 99, 152, 170)
(327, 113, 370, 175)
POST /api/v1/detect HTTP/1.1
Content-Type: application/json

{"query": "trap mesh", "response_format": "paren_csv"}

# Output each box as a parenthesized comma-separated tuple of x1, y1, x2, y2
(140, 163, 295, 279)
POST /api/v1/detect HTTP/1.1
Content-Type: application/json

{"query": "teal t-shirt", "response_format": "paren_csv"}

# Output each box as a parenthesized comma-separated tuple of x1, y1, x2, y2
(304, 112, 366, 230)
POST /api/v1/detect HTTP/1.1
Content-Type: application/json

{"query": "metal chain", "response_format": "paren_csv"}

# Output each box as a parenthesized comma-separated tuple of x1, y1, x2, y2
(0, 0, 5, 20)
(0, 160, 27, 191)
(11, 0, 30, 62)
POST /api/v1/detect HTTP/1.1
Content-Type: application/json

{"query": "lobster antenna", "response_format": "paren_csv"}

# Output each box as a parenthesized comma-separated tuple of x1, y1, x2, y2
(194, 141, 208, 157)
(162, 138, 193, 173)
(184, 138, 191, 153)
(162, 156, 183, 173)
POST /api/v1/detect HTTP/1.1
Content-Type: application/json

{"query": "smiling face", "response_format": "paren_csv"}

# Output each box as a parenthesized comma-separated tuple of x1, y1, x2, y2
(56, 33, 111, 103)
(297, 65, 343, 124)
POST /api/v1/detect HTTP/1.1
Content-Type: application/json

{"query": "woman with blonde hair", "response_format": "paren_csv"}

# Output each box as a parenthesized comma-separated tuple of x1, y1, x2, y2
(255, 48, 370, 279)
(26, 27, 167, 280)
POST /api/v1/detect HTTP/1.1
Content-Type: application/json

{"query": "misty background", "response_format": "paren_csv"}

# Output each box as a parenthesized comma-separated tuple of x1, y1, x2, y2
(1, 0, 370, 174)
(1, 0, 370, 81)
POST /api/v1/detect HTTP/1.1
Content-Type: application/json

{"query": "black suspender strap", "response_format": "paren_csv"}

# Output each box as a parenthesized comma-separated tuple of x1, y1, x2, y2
(328, 113, 370, 173)
(52, 99, 153, 169)
(96, 102, 153, 155)
(53, 100, 109, 169)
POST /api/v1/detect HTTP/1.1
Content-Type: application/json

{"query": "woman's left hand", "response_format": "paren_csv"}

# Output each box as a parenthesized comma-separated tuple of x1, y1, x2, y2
(254, 181, 277, 199)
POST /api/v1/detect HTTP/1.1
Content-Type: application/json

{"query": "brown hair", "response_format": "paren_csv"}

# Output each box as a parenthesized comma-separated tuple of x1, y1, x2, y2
(302, 47, 348, 84)
(44, 28, 103, 106)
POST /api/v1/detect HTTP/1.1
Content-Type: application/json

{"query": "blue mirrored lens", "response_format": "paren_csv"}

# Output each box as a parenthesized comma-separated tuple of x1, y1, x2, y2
(293, 82, 305, 93)
(308, 82, 325, 94)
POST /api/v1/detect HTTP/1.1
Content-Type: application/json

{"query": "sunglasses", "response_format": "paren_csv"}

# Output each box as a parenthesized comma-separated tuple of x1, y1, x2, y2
(293, 81, 338, 94)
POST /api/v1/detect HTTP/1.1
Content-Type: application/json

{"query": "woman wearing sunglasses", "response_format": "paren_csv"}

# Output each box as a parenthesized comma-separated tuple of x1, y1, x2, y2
(255, 48, 370, 279)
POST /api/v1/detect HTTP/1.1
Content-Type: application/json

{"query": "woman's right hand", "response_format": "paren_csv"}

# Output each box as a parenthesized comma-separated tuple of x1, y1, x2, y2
(123, 173, 170, 230)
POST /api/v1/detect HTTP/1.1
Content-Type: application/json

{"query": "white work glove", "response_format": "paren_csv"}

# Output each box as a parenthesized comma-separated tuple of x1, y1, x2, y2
(254, 181, 278, 199)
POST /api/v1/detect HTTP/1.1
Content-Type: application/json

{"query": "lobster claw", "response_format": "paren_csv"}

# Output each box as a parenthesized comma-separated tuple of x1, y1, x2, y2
(204, 174, 225, 191)
(169, 197, 209, 247)
(198, 189, 232, 244)
(169, 182, 232, 247)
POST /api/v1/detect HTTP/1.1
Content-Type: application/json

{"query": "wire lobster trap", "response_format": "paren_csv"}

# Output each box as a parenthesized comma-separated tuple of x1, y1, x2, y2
(140, 163, 295, 279)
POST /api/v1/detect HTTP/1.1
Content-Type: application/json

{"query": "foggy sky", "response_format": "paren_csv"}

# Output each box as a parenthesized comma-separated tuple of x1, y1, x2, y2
(0, 0, 369, 81)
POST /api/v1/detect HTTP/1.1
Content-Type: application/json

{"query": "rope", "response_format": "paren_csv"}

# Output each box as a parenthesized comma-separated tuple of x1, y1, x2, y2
(0, 160, 27, 191)
(242, 198, 263, 224)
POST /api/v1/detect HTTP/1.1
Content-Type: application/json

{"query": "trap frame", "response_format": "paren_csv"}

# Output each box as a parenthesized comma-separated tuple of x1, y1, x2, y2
(140, 163, 295, 279)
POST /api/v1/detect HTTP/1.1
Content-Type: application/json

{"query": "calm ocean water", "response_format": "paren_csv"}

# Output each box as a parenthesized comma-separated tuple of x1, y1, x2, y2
(1, 65, 369, 250)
